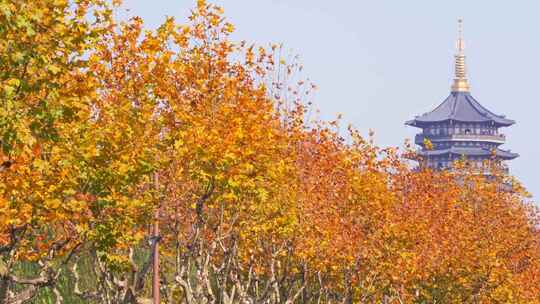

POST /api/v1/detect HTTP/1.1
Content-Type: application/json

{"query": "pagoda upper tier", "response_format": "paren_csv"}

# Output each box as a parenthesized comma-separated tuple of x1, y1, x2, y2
(406, 91, 515, 128)
(406, 19, 518, 170)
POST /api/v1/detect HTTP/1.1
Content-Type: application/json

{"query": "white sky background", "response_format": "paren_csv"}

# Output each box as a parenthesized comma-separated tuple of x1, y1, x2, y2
(119, 0, 540, 199)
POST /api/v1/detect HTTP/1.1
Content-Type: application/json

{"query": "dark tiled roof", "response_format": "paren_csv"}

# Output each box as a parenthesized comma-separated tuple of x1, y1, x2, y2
(418, 147, 519, 160)
(406, 92, 515, 127)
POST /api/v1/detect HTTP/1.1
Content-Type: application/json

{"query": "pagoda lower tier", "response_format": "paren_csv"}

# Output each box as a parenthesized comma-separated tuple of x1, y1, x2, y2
(417, 146, 518, 170)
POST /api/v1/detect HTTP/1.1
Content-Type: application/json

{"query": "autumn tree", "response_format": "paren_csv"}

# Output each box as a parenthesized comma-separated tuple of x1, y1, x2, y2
(0, 1, 161, 303)
(0, 1, 116, 302)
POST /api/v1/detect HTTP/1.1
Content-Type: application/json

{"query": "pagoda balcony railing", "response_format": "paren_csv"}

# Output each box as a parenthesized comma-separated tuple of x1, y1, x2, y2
(415, 133, 506, 145)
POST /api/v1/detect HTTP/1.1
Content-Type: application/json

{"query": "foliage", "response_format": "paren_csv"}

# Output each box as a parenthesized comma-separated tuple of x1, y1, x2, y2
(1, 0, 539, 303)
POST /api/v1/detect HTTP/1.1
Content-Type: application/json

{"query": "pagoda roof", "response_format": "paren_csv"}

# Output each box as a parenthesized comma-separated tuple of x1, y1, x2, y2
(406, 92, 515, 127)
(418, 147, 518, 160)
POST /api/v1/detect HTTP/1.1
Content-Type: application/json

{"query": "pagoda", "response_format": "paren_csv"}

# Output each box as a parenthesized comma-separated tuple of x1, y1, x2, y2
(406, 19, 518, 172)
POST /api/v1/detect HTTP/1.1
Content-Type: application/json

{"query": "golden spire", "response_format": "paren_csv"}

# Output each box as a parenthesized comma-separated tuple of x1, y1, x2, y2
(451, 18, 470, 92)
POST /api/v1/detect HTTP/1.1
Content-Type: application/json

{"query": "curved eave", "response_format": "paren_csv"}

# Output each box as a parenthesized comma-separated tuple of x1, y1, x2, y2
(405, 92, 515, 128)
(418, 148, 519, 160)
(406, 118, 515, 128)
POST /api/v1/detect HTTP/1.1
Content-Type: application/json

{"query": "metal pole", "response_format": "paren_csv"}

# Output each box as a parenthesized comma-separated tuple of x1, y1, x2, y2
(152, 172, 160, 304)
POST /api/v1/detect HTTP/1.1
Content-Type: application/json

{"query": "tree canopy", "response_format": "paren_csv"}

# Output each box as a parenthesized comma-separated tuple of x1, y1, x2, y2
(1, 1, 539, 303)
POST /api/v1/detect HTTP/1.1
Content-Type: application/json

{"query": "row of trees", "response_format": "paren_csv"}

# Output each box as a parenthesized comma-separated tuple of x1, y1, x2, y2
(1, 0, 539, 303)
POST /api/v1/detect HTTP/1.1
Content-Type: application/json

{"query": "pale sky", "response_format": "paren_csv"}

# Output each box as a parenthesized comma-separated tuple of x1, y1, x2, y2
(119, 1, 540, 199)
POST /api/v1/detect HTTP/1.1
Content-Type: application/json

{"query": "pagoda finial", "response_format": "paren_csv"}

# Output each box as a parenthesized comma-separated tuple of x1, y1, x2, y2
(451, 18, 470, 92)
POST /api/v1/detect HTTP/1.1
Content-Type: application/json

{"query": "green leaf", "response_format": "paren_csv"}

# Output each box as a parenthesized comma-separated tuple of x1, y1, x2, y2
(47, 65, 61, 75)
